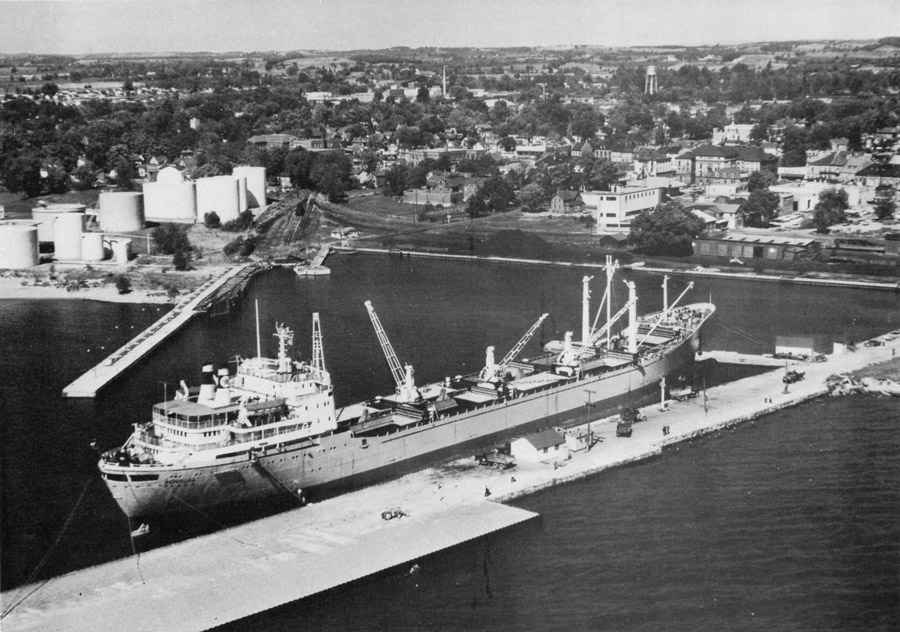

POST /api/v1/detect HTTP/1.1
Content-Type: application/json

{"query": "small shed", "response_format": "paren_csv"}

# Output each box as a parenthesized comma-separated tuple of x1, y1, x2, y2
(511, 429, 569, 463)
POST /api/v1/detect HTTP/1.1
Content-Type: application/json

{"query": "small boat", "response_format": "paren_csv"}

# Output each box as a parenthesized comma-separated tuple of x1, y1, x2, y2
(131, 523, 150, 537)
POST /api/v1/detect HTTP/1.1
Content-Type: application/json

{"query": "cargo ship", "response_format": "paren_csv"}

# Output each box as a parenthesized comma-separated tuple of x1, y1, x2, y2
(99, 261, 714, 519)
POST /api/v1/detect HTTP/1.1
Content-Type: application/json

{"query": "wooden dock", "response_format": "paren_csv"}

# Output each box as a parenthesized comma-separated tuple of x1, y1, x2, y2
(62, 264, 254, 398)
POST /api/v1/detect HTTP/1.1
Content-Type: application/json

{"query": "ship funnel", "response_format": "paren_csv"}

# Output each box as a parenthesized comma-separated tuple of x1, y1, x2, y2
(199, 364, 216, 403)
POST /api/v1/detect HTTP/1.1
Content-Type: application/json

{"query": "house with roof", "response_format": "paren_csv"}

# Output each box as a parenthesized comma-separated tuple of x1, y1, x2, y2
(685, 145, 777, 185)
(510, 429, 569, 463)
(712, 122, 754, 145)
(571, 140, 594, 158)
(550, 190, 585, 214)
(247, 134, 298, 150)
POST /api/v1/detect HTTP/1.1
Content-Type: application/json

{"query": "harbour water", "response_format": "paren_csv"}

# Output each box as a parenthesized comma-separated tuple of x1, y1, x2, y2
(2, 255, 899, 629)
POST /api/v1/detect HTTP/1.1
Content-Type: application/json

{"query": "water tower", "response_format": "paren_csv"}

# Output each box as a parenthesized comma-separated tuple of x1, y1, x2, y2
(645, 66, 658, 95)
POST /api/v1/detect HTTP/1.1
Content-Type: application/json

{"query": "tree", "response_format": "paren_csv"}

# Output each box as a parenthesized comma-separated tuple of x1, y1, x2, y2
(628, 200, 705, 256)
(518, 183, 546, 212)
(741, 188, 780, 227)
(874, 197, 896, 221)
(467, 176, 516, 218)
(812, 188, 849, 233)
(382, 162, 408, 197)
(115, 275, 132, 295)
(746, 170, 775, 192)
(172, 248, 191, 271)
(153, 223, 192, 255)
(204, 211, 221, 228)
(3, 154, 43, 197)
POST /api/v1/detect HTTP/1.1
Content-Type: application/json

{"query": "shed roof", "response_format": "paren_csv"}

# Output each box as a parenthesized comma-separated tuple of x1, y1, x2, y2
(521, 429, 566, 450)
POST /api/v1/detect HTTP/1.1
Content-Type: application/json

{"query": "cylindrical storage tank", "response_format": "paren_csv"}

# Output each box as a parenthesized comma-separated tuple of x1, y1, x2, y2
(53, 212, 85, 261)
(31, 204, 86, 242)
(232, 166, 266, 208)
(109, 238, 132, 264)
(196, 176, 241, 223)
(0, 222, 39, 269)
(142, 180, 197, 223)
(99, 192, 145, 232)
(82, 232, 106, 261)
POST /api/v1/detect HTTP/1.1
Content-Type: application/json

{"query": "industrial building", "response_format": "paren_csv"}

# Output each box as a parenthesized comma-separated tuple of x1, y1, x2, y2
(692, 235, 815, 261)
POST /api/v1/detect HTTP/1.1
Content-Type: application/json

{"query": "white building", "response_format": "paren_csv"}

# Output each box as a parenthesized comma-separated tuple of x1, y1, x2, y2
(510, 429, 569, 463)
(587, 183, 666, 231)
(712, 122, 754, 145)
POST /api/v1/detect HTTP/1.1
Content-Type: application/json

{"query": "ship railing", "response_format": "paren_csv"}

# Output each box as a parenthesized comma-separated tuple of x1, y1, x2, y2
(152, 410, 237, 430)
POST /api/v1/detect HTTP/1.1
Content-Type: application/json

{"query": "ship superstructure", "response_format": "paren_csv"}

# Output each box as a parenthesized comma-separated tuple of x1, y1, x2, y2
(100, 262, 714, 519)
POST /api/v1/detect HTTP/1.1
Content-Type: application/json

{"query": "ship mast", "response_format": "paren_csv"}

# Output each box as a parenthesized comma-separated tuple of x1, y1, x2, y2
(603, 256, 619, 349)
(273, 323, 294, 373)
(581, 276, 593, 345)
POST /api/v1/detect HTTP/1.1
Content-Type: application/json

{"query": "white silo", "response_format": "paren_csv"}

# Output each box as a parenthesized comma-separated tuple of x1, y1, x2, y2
(143, 179, 197, 223)
(99, 192, 145, 232)
(32, 203, 86, 242)
(0, 222, 40, 269)
(53, 212, 85, 261)
(196, 175, 241, 223)
(82, 232, 106, 261)
(232, 166, 267, 208)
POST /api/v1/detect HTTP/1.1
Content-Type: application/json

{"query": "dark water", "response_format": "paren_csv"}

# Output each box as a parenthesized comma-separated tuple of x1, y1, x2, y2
(1, 256, 899, 629)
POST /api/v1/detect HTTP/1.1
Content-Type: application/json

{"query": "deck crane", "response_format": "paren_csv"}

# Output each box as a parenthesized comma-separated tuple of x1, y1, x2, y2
(364, 300, 419, 403)
(480, 313, 548, 382)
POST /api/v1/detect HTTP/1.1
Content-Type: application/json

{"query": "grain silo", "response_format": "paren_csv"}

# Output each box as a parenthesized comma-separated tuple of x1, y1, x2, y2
(0, 221, 40, 269)
(31, 203, 86, 242)
(53, 212, 86, 261)
(196, 175, 241, 223)
(232, 166, 267, 208)
(82, 232, 106, 261)
(143, 167, 197, 223)
(99, 191, 145, 232)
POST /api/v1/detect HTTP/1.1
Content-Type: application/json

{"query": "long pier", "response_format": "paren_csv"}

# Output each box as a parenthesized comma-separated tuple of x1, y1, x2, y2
(7, 332, 898, 631)
(62, 264, 254, 398)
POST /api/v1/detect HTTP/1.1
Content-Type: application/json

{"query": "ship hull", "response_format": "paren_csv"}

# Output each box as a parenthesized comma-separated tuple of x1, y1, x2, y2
(101, 314, 706, 519)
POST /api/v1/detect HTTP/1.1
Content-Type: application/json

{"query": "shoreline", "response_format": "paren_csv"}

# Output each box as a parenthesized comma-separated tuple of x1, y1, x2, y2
(332, 246, 900, 292)
(0, 276, 173, 304)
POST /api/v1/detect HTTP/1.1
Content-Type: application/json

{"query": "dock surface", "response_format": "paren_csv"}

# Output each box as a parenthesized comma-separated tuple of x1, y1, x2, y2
(62, 264, 252, 398)
(0, 499, 536, 632)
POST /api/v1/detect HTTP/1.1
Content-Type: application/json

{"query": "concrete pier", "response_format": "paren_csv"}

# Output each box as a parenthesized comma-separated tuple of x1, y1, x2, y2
(11, 331, 898, 631)
(0, 499, 536, 632)
(62, 264, 253, 398)
(700, 350, 801, 367)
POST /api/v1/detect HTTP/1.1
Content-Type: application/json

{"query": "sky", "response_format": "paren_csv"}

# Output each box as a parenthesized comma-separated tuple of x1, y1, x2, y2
(0, 0, 897, 55)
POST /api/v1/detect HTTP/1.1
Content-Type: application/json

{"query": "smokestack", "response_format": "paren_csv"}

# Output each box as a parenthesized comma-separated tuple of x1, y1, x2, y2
(199, 364, 216, 403)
